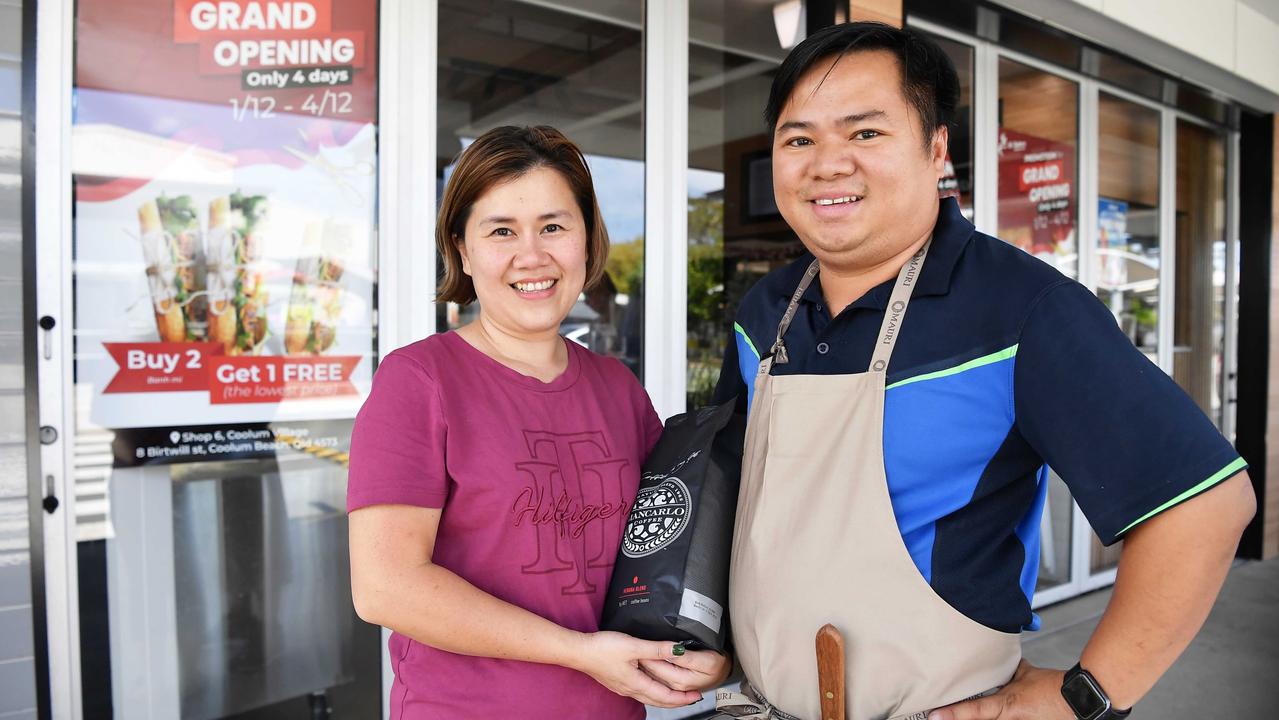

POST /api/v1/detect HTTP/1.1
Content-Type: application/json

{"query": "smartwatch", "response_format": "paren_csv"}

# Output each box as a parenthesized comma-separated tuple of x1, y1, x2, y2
(1060, 663, 1131, 720)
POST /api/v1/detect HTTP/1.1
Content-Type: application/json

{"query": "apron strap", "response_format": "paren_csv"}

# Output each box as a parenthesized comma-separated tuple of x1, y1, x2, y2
(766, 239, 931, 373)
(868, 238, 931, 374)
(767, 259, 820, 367)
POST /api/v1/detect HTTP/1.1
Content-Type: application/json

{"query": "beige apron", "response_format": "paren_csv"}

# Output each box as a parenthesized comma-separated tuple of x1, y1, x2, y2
(719, 242, 1021, 720)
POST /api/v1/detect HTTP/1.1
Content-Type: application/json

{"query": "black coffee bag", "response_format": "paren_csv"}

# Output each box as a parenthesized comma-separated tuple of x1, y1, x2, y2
(601, 399, 745, 652)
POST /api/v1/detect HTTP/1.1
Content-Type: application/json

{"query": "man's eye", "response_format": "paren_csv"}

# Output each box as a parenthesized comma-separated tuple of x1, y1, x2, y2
(786, 137, 813, 147)
(543, 223, 563, 233)
(855, 130, 881, 140)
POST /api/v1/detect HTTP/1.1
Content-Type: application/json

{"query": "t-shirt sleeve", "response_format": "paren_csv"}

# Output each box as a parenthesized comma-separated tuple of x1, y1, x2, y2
(623, 367, 663, 457)
(347, 352, 450, 512)
(1014, 281, 1247, 545)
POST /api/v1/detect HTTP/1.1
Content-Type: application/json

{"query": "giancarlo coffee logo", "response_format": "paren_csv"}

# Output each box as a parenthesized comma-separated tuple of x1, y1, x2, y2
(621, 477, 691, 558)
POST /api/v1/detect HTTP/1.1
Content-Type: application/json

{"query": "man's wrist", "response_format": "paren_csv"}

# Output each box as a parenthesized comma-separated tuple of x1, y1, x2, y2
(1078, 652, 1137, 710)
(1061, 662, 1131, 719)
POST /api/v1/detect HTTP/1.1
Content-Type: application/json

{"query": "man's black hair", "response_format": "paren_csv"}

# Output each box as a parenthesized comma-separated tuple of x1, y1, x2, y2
(765, 22, 960, 150)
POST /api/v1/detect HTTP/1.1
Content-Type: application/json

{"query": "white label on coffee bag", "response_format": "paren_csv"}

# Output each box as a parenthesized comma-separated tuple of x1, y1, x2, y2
(679, 588, 723, 634)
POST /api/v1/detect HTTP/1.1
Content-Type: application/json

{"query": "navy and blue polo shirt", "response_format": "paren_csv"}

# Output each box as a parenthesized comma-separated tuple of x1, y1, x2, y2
(714, 197, 1247, 633)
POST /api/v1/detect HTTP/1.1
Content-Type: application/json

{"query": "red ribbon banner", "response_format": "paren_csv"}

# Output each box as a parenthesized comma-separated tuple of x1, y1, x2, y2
(104, 342, 361, 404)
(103, 342, 223, 393)
(207, 355, 361, 404)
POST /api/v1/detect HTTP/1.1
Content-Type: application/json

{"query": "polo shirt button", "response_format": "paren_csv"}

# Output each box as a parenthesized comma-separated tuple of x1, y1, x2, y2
(816, 342, 830, 354)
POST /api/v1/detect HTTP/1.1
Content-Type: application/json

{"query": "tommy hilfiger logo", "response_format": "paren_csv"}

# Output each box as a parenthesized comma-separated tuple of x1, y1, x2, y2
(510, 430, 631, 595)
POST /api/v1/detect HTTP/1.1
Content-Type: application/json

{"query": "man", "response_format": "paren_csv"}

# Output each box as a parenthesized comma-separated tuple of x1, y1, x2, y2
(711, 22, 1255, 720)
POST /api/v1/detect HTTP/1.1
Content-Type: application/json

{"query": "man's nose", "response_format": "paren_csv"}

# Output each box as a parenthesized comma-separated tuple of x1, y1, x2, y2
(811, 141, 857, 180)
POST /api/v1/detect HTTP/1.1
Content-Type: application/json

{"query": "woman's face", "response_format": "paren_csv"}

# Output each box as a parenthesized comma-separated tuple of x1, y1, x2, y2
(458, 166, 589, 339)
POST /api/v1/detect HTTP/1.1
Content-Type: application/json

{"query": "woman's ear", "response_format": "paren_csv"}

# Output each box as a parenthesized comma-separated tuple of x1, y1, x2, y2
(455, 235, 472, 276)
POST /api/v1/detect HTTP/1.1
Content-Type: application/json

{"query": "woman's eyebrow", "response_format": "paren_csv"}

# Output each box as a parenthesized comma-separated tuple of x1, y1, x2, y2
(479, 210, 571, 225)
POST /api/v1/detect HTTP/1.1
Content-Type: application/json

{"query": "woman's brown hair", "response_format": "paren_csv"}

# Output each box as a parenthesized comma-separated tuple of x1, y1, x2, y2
(435, 125, 610, 304)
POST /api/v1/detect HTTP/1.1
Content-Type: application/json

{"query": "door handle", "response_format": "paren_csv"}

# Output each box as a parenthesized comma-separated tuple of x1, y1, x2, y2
(39, 315, 56, 360)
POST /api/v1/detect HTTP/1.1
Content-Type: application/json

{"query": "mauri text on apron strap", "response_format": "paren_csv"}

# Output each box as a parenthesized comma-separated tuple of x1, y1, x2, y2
(767, 239, 932, 374)
(868, 239, 930, 374)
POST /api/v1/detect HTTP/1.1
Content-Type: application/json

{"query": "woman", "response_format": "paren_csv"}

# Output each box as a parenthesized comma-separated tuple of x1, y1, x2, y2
(347, 126, 729, 719)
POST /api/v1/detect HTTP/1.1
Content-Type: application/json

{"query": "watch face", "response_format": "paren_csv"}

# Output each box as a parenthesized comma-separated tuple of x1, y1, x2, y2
(1062, 673, 1109, 719)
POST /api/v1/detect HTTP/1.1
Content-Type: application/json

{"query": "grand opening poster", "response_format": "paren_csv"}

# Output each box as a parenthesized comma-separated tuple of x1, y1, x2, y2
(73, 0, 378, 444)
(997, 127, 1076, 275)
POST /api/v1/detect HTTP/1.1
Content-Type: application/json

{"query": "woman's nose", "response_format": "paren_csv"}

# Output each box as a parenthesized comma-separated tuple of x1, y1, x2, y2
(512, 232, 551, 266)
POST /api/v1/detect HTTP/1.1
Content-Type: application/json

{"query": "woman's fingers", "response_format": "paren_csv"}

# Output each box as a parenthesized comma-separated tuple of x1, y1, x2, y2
(639, 658, 700, 692)
(626, 665, 703, 707)
(666, 648, 726, 675)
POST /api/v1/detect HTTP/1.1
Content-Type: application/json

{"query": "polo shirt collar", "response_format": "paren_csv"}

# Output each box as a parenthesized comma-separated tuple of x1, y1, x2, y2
(791, 196, 974, 310)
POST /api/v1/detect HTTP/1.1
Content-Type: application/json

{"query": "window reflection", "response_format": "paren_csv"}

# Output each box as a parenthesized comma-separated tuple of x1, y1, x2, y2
(1098, 93, 1161, 363)
(685, 1, 792, 408)
(436, 0, 646, 376)
(1174, 120, 1227, 428)
(997, 59, 1079, 278)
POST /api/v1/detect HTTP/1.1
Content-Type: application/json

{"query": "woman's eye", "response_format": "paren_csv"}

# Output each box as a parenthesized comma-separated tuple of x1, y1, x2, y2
(855, 130, 880, 140)
(492, 227, 514, 237)
(543, 223, 563, 233)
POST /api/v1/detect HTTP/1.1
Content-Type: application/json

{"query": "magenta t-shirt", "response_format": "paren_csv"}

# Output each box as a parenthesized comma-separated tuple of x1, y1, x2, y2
(347, 331, 662, 720)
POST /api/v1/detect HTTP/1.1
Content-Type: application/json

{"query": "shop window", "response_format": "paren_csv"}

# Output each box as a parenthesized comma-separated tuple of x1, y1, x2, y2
(685, 0, 789, 408)
(997, 59, 1079, 279)
(1097, 93, 1161, 363)
(1174, 120, 1228, 429)
(69, 0, 384, 716)
(436, 0, 645, 377)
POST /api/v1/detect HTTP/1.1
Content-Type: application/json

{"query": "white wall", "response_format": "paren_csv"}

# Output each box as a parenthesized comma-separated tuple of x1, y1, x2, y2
(993, 0, 1279, 111)
(1076, 0, 1279, 95)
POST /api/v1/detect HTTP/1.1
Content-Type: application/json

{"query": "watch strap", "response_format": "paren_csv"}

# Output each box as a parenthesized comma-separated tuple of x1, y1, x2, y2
(1063, 663, 1132, 719)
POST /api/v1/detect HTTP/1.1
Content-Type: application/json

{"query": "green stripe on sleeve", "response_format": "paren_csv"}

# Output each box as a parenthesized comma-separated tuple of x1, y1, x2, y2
(734, 322, 761, 361)
(1117, 456, 1250, 537)
(886, 344, 1019, 390)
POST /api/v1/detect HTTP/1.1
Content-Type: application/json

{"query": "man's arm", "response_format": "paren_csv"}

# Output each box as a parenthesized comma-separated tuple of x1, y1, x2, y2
(931, 472, 1255, 720)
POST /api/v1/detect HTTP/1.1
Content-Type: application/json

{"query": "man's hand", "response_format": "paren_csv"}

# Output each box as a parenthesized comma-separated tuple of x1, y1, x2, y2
(639, 649, 732, 693)
(928, 660, 1074, 720)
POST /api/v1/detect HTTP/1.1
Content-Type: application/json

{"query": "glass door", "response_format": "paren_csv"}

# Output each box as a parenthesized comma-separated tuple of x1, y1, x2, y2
(66, 1, 384, 716)
(995, 56, 1081, 599)
(1173, 119, 1228, 430)
(1085, 91, 1163, 578)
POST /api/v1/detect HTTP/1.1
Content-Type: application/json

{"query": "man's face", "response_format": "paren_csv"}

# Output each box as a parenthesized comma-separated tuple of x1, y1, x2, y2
(772, 50, 947, 266)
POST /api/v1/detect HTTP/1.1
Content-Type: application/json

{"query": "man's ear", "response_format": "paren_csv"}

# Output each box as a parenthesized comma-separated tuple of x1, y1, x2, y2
(455, 235, 472, 276)
(930, 125, 949, 174)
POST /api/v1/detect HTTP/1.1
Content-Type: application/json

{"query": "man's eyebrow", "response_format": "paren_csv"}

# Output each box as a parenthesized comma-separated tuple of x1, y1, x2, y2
(776, 120, 812, 134)
(838, 110, 888, 124)
(775, 110, 888, 135)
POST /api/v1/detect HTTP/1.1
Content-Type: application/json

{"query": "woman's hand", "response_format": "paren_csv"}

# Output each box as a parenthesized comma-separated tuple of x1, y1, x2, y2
(639, 648, 732, 693)
(571, 632, 705, 708)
